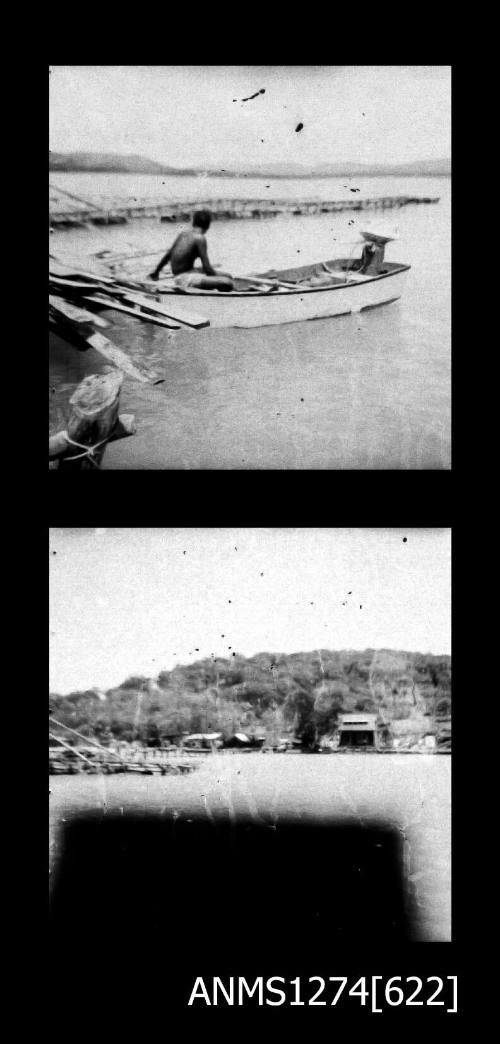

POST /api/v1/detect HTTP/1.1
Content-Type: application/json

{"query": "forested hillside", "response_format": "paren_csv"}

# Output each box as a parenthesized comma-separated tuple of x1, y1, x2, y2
(49, 649, 451, 749)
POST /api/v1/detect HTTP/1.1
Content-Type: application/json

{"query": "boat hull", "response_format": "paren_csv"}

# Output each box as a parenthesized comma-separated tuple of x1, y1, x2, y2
(161, 266, 409, 329)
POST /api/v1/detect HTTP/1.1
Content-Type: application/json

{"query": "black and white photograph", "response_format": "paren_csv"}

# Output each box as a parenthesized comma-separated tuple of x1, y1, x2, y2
(49, 65, 451, 470)
(49, 527, 451, 1013)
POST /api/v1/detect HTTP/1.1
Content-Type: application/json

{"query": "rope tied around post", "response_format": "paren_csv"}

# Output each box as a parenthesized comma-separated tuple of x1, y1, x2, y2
(49, 373, 137, 468)
(61, 433, 111, 466)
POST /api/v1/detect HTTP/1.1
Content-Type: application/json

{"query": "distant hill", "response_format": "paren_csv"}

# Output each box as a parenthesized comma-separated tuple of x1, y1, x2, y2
(49, 647, 451, 750)
(49, 151, 451, 178)
(217, 158, 451, 178)
(49, 151, 198, 175)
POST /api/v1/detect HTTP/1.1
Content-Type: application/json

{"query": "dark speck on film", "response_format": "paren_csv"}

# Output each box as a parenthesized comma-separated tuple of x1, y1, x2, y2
(241, 88, 266, 102)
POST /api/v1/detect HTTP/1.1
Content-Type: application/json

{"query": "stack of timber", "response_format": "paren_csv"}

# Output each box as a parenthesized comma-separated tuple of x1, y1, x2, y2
(49, 256, 210, 383)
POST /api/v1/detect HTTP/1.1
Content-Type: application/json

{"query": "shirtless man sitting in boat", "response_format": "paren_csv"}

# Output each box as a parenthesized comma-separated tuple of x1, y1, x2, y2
(148, 209, 234, 291)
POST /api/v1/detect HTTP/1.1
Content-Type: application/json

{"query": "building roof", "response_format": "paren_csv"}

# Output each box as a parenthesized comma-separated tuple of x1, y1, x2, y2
(339, 713, 378, 731)
(184, 733, 222, 742)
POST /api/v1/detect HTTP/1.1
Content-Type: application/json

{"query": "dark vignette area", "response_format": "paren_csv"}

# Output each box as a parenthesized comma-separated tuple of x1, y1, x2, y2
(50, 811, 414, 1005)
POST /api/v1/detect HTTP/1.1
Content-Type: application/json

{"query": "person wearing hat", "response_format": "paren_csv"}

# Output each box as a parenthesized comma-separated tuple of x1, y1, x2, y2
(148, 209, 234, 291)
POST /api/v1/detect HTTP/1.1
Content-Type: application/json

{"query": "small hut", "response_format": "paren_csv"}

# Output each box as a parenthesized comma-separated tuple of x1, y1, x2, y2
(182, 733, 223, 750)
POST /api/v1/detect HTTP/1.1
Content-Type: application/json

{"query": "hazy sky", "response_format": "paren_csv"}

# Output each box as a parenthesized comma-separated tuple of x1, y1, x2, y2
(49, 66, 451, 168)
(49, 528, 451, 693)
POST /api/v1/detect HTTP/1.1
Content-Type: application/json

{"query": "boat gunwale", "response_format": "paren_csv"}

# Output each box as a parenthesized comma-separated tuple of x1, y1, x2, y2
(160, 263, 411, 299)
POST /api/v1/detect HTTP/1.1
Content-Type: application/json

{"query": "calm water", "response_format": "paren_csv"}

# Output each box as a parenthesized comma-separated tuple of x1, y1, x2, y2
(49, 171, 447, 207)
(49, 752, 451, 941)
(49, 175, 450, 469)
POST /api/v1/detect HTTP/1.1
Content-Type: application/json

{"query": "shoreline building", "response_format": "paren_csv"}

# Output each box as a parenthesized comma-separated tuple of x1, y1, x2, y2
(338, 713, 379, 749)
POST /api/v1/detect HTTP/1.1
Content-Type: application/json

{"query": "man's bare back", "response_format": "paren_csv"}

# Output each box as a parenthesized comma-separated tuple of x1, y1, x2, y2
(168, 229, 214, 275)
(148, 210, 233, 290)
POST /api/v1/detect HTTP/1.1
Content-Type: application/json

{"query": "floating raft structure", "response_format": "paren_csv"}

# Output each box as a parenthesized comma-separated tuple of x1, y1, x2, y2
(49, 190, 440, 228)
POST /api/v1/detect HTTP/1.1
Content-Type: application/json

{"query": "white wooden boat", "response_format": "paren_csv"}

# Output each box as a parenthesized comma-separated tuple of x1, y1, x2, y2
(157, 256, 411, 329)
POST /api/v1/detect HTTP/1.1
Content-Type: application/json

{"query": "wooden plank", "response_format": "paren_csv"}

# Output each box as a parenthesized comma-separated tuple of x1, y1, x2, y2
(49, 259, 117, 283)
(84, 295, 182, 330)
(238, 274, 299, 290)
(85, 331, 162, 384)
(51, 309, 163, 383)
(49, 295, 110, 328)
(49, 306, 99, 341)
(50, 262, 157, 295)
(124, 292, 210, 328)
(123, 292, 210, 329)
(50, 276, 108, 292)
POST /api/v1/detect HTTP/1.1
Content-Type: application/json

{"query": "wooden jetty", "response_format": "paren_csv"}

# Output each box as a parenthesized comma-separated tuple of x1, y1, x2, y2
(49, 193, 440, 229)
(48, 716, 196, 774)
(48, 750, 195, 775)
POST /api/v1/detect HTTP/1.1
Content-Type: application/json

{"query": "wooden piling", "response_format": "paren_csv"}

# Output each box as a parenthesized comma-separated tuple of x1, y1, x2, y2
(49, 371, 135, 469)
